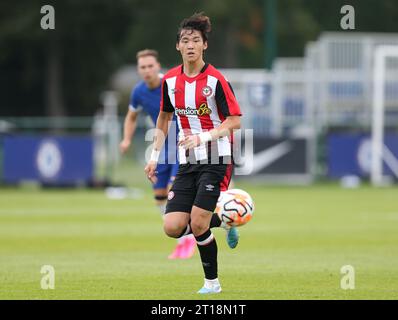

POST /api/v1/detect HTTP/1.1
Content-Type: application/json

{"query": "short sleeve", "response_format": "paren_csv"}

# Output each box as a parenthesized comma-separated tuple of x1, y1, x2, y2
(129, 88, 143, 112)
(160, 80, 174, 113)
(215, 77, 242, 118)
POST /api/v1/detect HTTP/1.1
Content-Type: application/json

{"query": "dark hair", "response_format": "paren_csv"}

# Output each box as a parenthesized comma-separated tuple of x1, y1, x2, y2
(176, 12, 211, 43)
(136, 49, 159, 62)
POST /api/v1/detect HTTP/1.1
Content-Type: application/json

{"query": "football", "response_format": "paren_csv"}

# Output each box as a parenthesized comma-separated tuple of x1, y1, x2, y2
(215, 189, 254, 227)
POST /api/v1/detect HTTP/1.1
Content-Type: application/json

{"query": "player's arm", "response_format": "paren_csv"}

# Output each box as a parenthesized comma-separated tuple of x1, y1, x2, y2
(120, 88, 142, 153)
(120, 109, 139, 154)
(178, 116, 240, 150)
(205, 115, 241, 139)
(179, 79, 242, 149)
(145, 80, 175, 182)
(153, 111, 174, 152)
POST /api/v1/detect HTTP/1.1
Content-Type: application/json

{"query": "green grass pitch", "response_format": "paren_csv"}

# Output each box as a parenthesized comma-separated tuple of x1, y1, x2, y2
(1, 181, 398, 299)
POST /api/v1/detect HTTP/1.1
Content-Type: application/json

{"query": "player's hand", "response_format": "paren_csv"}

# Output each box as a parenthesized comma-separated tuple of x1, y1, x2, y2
(178, 135, 201, 150)
(144, 161, 158, 184)
(119, 139, 131, 154)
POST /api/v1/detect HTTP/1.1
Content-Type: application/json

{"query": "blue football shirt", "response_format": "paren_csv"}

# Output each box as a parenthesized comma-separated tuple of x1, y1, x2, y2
(129, 78, 178, 164)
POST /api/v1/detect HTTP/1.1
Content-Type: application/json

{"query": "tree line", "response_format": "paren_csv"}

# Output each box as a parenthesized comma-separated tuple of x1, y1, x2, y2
(1, 0, 397, 117)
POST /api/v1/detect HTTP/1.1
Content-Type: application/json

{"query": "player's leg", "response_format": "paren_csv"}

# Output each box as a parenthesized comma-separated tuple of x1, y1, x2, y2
(176, 164, 239, 249)
(167, 163, 196, 259)
(153, 163, 187, 259)
(165, 164, 182, 258)
(161, 164, 185, 259)
(163, 211, 190, 238)
(163, 164, 197, 250)
(170, 196, 237, 247)
(153, 189, 168, 214)
(219, 163, 239, 249)
(152, 163, 170, 216)
(190, 205, 221, 294)
(190, 164, 231, 294)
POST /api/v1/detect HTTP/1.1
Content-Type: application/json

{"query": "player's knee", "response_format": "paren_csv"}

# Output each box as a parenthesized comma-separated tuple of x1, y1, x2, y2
(190, 220, 208, 236)
(163, 222, 183, 238)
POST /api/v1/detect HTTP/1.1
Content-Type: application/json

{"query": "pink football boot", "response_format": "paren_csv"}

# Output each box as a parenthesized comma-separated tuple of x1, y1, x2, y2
(179, 235, 196, 259)
(168, 242, 184, 259)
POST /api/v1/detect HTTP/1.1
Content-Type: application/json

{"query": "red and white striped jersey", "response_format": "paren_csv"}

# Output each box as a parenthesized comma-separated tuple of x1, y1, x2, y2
(160, 63, 242, 164)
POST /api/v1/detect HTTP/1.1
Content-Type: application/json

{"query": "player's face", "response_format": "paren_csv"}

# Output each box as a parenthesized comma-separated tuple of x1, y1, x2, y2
(176, 29, 208, 63)
(137, 56, 161, 84)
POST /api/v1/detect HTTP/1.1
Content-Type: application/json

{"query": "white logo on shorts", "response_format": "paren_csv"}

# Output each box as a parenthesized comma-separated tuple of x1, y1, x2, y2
(205, 184, 215, 191)
(168, 191, 175, 200)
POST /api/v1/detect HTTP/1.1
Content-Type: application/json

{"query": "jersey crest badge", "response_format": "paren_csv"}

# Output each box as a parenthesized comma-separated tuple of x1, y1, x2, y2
(201, 85, 213, 97)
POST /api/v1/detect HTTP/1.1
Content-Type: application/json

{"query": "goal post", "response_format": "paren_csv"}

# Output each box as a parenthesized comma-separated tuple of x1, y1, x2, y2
(371, 45, 398, 186)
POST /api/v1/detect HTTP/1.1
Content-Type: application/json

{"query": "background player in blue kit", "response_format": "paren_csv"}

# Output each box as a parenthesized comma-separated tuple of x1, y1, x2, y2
(120, 49, 196, 259)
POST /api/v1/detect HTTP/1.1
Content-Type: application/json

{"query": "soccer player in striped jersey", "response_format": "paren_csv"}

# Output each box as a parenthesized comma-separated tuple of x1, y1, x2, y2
(145, 13, 241, 294)
(120, 49, 196, 260)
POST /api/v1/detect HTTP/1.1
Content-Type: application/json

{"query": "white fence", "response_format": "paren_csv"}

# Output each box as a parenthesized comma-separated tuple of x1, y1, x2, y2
(221, 32, 398, 138)
(108, 32, 398, 183)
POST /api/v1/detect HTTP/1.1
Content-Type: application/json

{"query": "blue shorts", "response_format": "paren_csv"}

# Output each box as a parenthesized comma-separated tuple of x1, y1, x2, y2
(153, 163, 179, 190)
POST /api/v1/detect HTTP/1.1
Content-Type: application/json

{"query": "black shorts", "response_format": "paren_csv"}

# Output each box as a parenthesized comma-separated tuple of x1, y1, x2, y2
(165, 162, 233, 214)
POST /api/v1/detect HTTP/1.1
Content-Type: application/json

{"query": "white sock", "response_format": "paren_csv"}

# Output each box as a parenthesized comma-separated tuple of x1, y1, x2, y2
(157, 204, 166, 216)
(204, 278, 220, 288)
